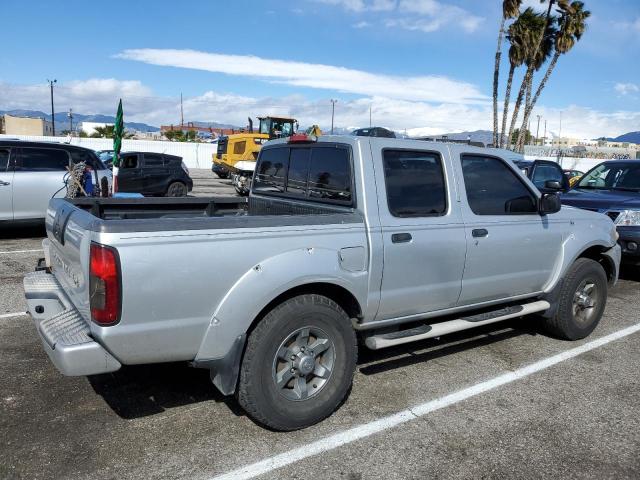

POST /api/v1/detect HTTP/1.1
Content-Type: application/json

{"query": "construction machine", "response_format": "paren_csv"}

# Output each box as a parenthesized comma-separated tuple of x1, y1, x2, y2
(212, 116, 298, 194)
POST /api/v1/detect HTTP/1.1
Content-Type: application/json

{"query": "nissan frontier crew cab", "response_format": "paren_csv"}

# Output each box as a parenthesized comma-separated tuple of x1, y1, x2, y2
(24, 135, 621, 431)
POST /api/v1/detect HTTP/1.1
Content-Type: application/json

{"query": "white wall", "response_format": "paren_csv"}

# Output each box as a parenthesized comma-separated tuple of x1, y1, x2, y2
(0, 134, 217, 169)
(523, 155, 603, 173)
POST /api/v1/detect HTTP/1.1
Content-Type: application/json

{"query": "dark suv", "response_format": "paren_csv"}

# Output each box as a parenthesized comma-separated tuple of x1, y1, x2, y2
(117, 152, 193, 196)
(562, 160, 640, 265)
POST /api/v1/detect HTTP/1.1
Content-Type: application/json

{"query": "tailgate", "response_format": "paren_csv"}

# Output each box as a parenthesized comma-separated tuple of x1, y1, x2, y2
(45, 200, 94, 322)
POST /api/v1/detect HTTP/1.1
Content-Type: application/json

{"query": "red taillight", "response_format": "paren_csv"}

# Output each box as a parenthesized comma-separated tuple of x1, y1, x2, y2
(288, 133, 317, 143)
(89, 243, 121, 326)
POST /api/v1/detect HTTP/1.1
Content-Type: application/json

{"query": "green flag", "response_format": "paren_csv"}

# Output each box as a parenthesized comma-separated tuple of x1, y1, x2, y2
(113, 99, 124, 168)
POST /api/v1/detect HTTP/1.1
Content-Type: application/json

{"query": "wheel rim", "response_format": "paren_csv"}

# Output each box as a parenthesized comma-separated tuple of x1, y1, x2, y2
(572, 279, 599, 325)
(272, 326, 335, 401)
(169, 183, 185, 196)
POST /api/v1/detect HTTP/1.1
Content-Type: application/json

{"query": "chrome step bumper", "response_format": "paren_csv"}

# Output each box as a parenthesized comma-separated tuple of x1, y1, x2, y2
(23, 271, 121, 376)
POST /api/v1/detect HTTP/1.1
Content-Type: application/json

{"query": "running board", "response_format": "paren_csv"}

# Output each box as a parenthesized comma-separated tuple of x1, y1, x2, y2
(365, 300, 550, 350)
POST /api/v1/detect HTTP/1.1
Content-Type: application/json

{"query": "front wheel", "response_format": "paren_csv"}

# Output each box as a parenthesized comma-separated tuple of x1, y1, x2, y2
(541, 258, 608, 340)
(237, 294, 357, 431)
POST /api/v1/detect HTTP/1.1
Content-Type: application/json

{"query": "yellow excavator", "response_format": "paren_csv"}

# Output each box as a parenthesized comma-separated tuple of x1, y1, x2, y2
(212, 116, 297, 181)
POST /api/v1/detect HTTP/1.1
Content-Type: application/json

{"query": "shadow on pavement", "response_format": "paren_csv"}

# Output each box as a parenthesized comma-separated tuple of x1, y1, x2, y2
(0, 224, 46, 239)
(88, 362, 244, 420)
(620, 265, 640, 282)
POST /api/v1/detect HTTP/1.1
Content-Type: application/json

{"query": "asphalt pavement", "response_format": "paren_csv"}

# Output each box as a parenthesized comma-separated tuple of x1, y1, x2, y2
(1, 173, 639, 479)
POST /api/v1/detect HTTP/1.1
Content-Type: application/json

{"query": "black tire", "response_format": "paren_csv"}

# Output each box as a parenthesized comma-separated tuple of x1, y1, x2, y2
(237, 294, 357, 431)
(541, 258, 608, 340)
(166, 181, 187, 197)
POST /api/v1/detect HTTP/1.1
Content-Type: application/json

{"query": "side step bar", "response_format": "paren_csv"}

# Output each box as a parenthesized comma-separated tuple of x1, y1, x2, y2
(365, 300, 550, 350)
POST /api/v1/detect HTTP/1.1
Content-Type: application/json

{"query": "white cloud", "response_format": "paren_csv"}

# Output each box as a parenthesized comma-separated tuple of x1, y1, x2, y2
(353, 20, 372, 28)
(1, 79, 637, 140)
(614, 82, 639, 96)
(313, 0, 483, 33)
(116, 49, 487, 105)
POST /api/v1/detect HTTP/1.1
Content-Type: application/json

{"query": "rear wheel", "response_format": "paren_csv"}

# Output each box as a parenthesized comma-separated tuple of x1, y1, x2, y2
(542, 258, 608, 340)
(166, 181, 187, 197)
(237, 294, 357, 431)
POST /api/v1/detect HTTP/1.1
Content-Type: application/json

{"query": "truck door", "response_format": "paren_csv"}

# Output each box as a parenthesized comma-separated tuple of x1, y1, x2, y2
(456, 153, 563, 305)
(0, 147, 14, 221)
(372, 142, 466, 320)
(12, 146, 69, 220)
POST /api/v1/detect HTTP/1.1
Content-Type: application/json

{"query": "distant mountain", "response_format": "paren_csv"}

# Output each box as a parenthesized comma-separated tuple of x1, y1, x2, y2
(0, 109, 159, 133)
(612, 131, 640, 143)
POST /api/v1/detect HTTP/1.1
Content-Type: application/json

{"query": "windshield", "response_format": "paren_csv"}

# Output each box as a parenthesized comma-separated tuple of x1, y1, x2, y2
(576, 163, 640, 191)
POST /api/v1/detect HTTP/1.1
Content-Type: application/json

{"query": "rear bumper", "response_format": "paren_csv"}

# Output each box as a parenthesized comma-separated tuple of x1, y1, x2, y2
(23, 270, 121, 376)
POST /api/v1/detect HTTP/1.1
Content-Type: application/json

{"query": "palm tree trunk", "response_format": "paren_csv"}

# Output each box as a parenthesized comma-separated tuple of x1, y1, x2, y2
(507, 66, 532, 150)
(516, 74, 534, 152)
(493, 18, 506, 147)
(527, 52, 560, 123)
(499, 64, 516, 148)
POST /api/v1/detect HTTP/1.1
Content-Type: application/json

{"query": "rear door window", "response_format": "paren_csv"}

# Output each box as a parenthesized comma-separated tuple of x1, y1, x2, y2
(144, 153, 164, 167)
(19, 147, 70, 171)
(383, 149, 446, 217)
(0, 148, 10, 171)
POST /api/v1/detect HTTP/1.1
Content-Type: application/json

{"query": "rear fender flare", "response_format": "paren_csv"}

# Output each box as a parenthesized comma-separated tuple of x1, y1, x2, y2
(194, 247, 367, 362)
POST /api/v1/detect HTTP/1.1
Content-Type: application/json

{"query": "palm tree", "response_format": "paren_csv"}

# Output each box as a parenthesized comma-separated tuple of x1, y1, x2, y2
(514, 0, 569, 150)
(499, 13, 528, 148)
(518, 0, 591, 148)
(493, 0, 522, 147)
(506, 9, 555, 150)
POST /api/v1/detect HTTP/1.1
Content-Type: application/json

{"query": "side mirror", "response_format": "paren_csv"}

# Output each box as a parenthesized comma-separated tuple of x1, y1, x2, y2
(539, 193, 561, 215)
(544, 180, 563, 191)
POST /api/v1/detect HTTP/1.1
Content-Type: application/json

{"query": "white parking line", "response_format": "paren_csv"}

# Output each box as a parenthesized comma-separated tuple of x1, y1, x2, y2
(210, 322, 640, 480)
(0, 311, 27, 320)
(0, 249, 43, 254)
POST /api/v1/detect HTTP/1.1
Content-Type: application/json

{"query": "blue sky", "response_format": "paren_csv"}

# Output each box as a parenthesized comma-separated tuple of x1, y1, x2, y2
(0, 0, 639, 137)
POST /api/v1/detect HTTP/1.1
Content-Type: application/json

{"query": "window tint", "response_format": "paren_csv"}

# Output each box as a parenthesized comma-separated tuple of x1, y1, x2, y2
(286, 148, 310, 197)
(120, 154, 138, 169)
(462, 155, 537, 215)
(253, 147, 289, 193)
(70, 149, 102, 169)
(532, 163, 563, 188)
(383, 150, 446, 217)
(144, 153, 164, 166)
(307, 147, 351, 203)
(20, 148, 69, 171)
(0, 149, 9, 171)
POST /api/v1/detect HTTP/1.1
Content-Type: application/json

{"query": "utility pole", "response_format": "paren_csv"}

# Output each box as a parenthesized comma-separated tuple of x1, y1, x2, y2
(330, 99, 337, 134)
(369, 104, 372, 127)
(47, 79, 57, 136)
(68, 108, 73, 135)
(543, 119, 547, 146)
(180, 93, 184, 127)
(559, 111, 563, 142)
(536, 115, 541, 146)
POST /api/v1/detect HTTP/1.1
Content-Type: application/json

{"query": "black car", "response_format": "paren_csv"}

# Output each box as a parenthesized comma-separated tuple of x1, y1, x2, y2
(351, 127, 396, 138)
(562, 160, 640, 265)
(116, 152, 193, 197)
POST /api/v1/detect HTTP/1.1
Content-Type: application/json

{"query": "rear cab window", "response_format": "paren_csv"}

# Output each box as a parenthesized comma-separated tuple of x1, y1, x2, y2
(253, 144, 353, 206)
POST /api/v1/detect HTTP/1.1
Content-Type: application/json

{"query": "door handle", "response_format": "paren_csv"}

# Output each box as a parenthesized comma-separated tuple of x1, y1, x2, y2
(0, 181, 10, 186)
(472, 228, 488, 238)
(391, 233, 412, 243)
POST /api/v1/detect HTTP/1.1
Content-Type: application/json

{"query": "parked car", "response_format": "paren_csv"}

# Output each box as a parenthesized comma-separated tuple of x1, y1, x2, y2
(95, 150, 115, 167)
(0, 140, 111, 225)
(516, 159, 570, 193)
(564, 169, 584, 187)
(351, 126, 396, 138)
(561, 160, 640, 265)
(25, 135, 620, 431)
(116, 152, 193, 196)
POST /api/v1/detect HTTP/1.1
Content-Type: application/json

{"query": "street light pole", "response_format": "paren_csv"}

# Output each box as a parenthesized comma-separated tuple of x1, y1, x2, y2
(330, 99, 337, 134)
(47, 79, 57, 136)
(536, 115, 541, 146)
(68, 108, 73, 136)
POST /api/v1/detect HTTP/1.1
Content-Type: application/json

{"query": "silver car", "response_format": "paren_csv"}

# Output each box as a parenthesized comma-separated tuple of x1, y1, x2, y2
(0, 141, 111, 224)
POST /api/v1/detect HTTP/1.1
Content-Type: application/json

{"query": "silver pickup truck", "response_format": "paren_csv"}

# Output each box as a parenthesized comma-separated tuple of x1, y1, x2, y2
(24, 135, 621, 431)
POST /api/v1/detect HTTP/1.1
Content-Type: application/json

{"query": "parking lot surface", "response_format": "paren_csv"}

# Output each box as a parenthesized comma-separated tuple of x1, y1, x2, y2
(1, 173, 639, 479)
